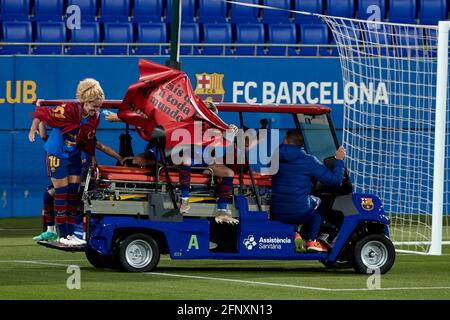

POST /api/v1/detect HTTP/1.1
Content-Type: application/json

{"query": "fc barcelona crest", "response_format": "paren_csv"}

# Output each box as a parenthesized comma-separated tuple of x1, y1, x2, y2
(194, 73, 225, 103)
(361, 197, 374, 211)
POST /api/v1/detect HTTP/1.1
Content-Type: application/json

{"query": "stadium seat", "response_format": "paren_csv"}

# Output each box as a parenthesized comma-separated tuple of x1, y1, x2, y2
(389, 0, 417, 23)
(179, 22, 200, 55)
(67, 22, 100, 55)
(230, 0, 259, 23)
(294, 0, 323, 24)
(102, 22, 133, 55)
(67, 0, 97, 21)
(326, 0, 355, 18)
(34, 0, 64, 21)
(329, 20, 361, 56)
(198, 0, 227, 23)
(357, 0, 386, 20)
(262, 0, 291, 23)
(34, 22, 67, 54)
(235, 23, 265, 56)
(135, 23, 167, 55)
(202, 23, 233, 55)
(299, 23, 329, 56)
(363, 24, 393, 56)
(166, 0, 196, 22)
(100, 0, 130, 22)
(0, 0, 30, 21)
(266, 24, 297, 56)
(133, 0, 163, 22)
(0, 21, 32, 54)
(419, 0, 446, 25)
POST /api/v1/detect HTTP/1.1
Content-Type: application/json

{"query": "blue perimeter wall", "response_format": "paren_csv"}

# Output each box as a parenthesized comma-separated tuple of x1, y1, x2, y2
(0, 56, 351, 218)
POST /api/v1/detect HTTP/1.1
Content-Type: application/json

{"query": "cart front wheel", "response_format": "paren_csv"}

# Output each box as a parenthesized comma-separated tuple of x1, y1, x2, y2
(352, 234, 395, 274)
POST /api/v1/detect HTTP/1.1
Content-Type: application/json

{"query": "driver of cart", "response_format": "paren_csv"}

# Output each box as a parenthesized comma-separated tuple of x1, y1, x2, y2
(270, 130, 346, 253)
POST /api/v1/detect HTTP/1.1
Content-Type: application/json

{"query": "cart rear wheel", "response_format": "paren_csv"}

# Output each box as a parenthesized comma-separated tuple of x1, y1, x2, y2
(118, 233, 160, 272)
(352, 234, 395, 274)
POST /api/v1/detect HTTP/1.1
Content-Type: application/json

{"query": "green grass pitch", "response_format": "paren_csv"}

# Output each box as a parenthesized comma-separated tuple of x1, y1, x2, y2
(1, 217, 450, 300)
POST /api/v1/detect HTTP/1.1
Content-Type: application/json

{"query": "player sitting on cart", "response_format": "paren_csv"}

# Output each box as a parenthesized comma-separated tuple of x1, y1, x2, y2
(270, 130, 346, 253)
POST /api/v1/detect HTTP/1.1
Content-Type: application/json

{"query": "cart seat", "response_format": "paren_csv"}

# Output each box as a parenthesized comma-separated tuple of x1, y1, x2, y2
(97, 165, 272, 187)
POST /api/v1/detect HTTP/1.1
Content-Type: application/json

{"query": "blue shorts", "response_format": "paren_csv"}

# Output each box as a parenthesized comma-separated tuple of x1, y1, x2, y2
(46, 153, 82, 179)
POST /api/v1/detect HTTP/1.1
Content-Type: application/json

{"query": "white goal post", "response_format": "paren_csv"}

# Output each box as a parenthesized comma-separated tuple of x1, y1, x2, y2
(319, 17, 449, 255)
(226, 1, 449, 255)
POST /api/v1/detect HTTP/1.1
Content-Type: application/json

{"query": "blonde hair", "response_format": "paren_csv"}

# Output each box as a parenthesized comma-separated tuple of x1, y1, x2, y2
(76, 78, 105, 103)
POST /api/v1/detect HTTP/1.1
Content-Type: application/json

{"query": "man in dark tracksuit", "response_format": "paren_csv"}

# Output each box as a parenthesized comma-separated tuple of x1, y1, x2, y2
(271, 130, 346, 252)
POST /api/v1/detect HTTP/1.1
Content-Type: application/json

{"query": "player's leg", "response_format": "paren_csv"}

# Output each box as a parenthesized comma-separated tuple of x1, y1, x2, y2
(51, 177, 69, 243)
(65, 153, 85, 245)
(207, 164, 237, 224)
(32, 187, 58, 241)
(178, 155, 192, 214)
(46, 153, 71, 243)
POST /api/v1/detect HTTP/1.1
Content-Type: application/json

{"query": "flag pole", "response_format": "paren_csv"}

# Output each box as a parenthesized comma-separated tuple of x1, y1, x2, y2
(166, 0, 182, 70)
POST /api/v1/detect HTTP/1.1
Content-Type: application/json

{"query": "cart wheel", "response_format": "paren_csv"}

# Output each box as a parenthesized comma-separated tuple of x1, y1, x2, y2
(85, 247, 113, 268)
(352, 234, 395, 274)
(118, 233, 160, 272)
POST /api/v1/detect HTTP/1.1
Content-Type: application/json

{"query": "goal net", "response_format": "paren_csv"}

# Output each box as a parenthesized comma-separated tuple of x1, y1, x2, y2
(320, 16, 450, 254)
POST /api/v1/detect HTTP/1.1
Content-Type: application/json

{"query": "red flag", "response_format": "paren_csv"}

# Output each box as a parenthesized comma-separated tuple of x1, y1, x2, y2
(118, 59, 229, 148)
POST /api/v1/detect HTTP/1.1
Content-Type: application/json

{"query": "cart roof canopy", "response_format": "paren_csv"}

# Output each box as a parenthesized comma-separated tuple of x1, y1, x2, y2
(37, 100, 332, 115)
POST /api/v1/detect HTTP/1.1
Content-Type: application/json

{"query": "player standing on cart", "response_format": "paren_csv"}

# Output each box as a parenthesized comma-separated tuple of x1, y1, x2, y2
(28, 79, 104, 246)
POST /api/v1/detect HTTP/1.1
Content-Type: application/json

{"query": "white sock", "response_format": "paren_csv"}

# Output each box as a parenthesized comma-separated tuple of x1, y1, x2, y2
(182, 197, 189, 202)
(47, 226, 56, 233)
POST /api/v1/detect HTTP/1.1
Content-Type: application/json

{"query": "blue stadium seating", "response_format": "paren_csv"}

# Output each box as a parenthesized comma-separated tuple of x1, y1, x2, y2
(136, 22, 167, 55)
(389, 0, 417, 23)
(299, 23, 329, 56)
(420, 0, 446, 25)
(0, 21, 32, 54)
(262, 0, 291, 23)
(266, 24, 297, 56)
(67, 22, 100, 55)
(166, 0, 196, 22)
(363, 24, 393, 55)
(357, 0, 386, 20)
(198, 0, 227, 23)
(179, 22, 200, 55)
(67, 0, 97, 21)
(103, 22, 133, 55)
(326, 0, 355, 18)
(100, 0, 130, 22)
(202, 23, 233, 55)
(34, 0, 64, 21)
(294, 0, 323, 24)
(0, 0, 30, 21)
(235, 23, 265, 56)
(329, 20, 361, 56)
(34, 22, 66, 54)
(230, 0, 259, 23)
(133, 0, 163, 22)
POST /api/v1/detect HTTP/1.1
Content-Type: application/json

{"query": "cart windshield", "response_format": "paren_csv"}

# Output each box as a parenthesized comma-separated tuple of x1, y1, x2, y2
(297, 114, 338, 162)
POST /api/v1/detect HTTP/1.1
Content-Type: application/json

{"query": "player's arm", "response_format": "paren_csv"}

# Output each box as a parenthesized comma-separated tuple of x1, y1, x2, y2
(38, 122, 48, 141)
(104, 112, 121, 122)
(247, 118, 269, 150)
(28, 118, 42, 142)
(96, 141, 125, 164)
